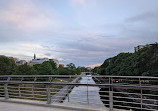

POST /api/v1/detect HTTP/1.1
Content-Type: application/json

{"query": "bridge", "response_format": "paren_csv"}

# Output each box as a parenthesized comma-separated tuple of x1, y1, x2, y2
(0, 74, 158, 111)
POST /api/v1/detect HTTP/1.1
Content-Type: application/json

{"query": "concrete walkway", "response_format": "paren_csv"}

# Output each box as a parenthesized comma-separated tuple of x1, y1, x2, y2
(0, 101, 72, 111)
(0, 98, 130, 111)
(0, 98, 108, 111)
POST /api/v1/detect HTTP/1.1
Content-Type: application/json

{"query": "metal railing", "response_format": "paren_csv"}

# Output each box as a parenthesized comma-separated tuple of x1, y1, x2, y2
(0, 74, 158, 111)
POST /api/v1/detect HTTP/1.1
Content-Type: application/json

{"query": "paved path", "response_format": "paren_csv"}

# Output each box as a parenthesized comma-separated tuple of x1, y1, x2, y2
(0, 101, 72, 111)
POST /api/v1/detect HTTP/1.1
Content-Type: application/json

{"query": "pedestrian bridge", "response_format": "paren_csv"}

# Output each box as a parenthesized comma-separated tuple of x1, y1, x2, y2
(0, 74, 158, 111)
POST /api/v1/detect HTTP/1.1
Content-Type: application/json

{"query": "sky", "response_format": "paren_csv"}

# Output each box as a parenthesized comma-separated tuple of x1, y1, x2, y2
(0, 0, 158, 67)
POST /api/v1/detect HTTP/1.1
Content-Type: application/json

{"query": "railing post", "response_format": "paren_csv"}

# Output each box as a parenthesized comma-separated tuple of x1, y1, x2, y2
(4, 84, 9, 100)
(68, 94, 70, 102)
(4, 77, 11, 100)
(87, 76, 89, 104)
(139, 78, 143, 110)
(46, 85, 51, 104)
(109, 77, 113, 111)
(109, 91, 113, 111)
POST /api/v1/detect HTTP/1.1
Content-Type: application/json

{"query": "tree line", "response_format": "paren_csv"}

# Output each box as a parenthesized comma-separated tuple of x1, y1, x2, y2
(0, 57, 85, 75)
(93, 43, 158, 76)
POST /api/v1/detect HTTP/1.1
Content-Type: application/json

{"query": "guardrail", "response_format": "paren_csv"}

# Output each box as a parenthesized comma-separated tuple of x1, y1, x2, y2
(0, 74, 158, 111)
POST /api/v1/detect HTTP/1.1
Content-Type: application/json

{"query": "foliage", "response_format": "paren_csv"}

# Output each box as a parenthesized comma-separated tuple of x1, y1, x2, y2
(0, 57, 81, 75)
(58, 63, 81, 75)
(17, 63, 38, 75)
(0, 56, 17, 75)
(66, 63, 76, 69)
(79, 67, 90, 72)
(93, 44, 158, 76)
(33, 61, 58, 75)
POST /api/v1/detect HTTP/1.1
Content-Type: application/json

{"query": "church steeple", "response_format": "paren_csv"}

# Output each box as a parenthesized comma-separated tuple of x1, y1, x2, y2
(34, 53, 36, 59)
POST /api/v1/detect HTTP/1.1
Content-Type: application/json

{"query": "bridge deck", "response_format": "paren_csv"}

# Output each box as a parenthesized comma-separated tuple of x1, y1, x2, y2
(0, 98, 108, 111)
(0, 101, 71, 111)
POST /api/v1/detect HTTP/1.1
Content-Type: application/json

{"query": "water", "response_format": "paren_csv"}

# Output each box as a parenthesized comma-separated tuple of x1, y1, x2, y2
(64, 76, 105, 107)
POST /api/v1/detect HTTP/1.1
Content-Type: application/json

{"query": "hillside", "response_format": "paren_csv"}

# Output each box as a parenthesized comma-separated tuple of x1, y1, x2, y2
(93, 43, 158, 76)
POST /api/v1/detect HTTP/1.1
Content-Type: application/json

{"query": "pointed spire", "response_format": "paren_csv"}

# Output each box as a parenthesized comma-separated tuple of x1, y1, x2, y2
(34, 53, 36, 59)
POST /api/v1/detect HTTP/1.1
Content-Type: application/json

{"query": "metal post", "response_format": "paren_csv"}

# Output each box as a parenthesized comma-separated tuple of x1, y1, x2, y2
(109, 77, 113, 111)
(68, 94, 69, 102)
(4, 77, 11, 100)
(87, 76, 89, 104)
(19, 77, 23, 97)
(32, 77, 36, 98)
(46, 85, 51, 104)
(32, 85, 34, 98)
(109, 91, 113, 111)
(18, 84, 21, 97)
(139, 78, 143, 110)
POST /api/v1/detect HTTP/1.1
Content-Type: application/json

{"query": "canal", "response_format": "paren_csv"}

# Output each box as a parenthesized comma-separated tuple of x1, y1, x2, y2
(64, 75, 105, 107)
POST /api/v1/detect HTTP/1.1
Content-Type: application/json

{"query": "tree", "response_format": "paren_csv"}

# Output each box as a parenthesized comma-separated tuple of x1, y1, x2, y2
(17, 63, 38, 75)
(93, 43, 158, 77)
(0, 56, 17, 75)
(33, 61, 53, 75)
(66, 63, 76, 69)
(58, 67, 70, 75)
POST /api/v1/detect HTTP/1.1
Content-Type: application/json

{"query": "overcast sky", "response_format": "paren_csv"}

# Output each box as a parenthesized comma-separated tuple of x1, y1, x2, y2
(0, 0, 158, 67)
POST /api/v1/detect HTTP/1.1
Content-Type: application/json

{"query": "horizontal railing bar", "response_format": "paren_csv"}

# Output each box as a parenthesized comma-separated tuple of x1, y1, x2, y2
(1, 81, 158, 90)
(9, 95, 46, 100)
(113, 100, 141, 105)
(142, 103, 158, 107)
(8, 92, 47, 97)
(113, 104, 142, 110)
(113, 96, 141, 100)
(142, 98, 158, 102)
(1, 75, 158, 79)
(143, 93, 158, 97)
(8, 89, 46, 93)
(113, 91, 140, 96)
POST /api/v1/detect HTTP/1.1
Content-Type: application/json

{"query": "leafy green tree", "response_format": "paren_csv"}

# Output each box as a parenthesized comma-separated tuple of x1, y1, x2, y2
(0, 56, 17, 75)
(58, 67, 70, 75)
(66, 63, 76, 69)
(75, 67, 81, 75)
(93, 43, 158, 77)
(17, 63, 38, 75)
(50, 61, 57, 69)
(33, 61, 58, 75)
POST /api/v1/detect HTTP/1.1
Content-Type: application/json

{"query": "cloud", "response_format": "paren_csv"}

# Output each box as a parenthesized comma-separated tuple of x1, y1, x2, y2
(0, 0, 61, 32)
(127, 12, 158, 22)
(70, 0, 87, 7)
(1, 0, 158, 67)
(86, 63, 102, 68)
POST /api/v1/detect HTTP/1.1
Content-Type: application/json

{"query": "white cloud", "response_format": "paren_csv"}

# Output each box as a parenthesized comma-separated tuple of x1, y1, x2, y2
(87, 63, 102, 68)
(70, 0, 87, 7)
(0, 0, 61, 32)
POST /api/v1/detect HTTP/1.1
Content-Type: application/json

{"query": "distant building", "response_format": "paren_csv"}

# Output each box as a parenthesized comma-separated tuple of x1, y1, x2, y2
(28, 62, 39, 66)
(29, 54, 59, 67)
(8, 57, 18, 63)
(16, 60, 26, 65)
(32, 58, 49, 64)
(28, 54, 49, 66)
(0, 55, 6, 57)
(134, 44, 153, 52)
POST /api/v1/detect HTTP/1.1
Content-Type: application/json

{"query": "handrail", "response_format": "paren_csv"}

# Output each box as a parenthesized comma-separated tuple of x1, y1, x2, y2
(0, 81, 158, 90)
(0, 75, 158, 79)
(0, 74, 158, 111)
